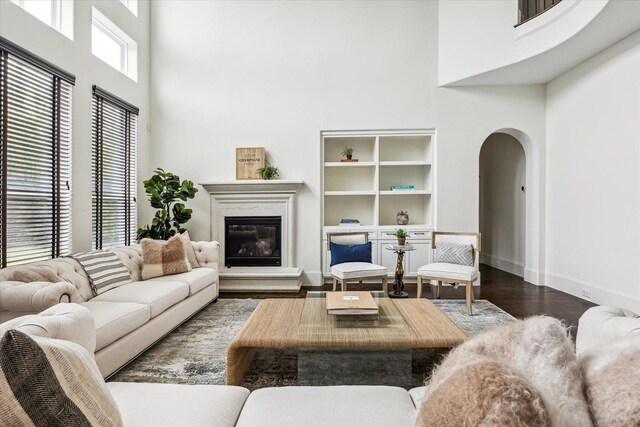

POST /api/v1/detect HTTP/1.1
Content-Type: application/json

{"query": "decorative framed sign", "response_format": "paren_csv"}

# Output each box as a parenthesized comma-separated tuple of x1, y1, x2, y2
(236, 147, 266, 180)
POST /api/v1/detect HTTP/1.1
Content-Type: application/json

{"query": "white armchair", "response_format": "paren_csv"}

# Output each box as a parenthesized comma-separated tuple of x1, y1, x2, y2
(416, 232, 481, 315)
(328, 232, 388, 293)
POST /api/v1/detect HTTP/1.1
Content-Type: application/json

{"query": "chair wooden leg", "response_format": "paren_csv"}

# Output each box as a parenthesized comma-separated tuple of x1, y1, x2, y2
(382, 275, 388, 293)
(436, 281, 442, 299)
(471, 283, 475, 303)
(466, 282, 473, 315)
(417, 276, 423, 299)
(333, 278, 338, 291)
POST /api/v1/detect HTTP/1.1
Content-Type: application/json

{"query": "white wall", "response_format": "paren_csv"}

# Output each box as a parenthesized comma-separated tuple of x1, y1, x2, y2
(546, 30, 640, 312)
(480, 133, 526, 276)
(150, 1, 547, 285)
(0, 0, 152, 253)
(150, 1, 439, 284)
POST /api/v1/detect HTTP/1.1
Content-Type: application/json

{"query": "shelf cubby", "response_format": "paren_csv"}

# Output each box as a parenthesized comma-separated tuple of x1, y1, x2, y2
(323, 136, 375, 163)
(324, 195, 375, 227)
(325, 165, 375, 192)
(379, 164, 431, 192)
(379, 135, 431, 163)
(379, 193, 431, 227)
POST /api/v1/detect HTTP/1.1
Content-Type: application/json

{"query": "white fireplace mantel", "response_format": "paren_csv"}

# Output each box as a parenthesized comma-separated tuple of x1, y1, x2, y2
(201, 179, 304, 194)
(200, 179, 304, 291)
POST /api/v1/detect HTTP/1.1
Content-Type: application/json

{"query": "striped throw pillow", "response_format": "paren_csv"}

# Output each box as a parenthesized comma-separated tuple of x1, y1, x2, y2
(434, 243, 474, 266)
(71, 250, 132, 296)
(0, 329, 124, 427)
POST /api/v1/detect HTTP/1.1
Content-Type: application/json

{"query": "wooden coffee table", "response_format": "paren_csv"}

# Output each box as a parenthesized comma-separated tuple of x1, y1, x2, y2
(226, 292, 467, 385)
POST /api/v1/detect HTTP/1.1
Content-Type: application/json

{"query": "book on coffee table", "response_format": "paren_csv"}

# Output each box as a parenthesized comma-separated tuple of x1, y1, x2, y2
(326, 291, 379, 316)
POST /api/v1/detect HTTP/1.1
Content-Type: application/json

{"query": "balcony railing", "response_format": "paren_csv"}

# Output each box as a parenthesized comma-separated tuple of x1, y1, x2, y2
(517, 0, 563, 25)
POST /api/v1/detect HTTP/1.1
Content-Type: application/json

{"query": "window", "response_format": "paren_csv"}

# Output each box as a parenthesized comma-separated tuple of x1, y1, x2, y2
(119, 0, 138, 16)
(92, 8, 138, 80)
(91, 86, 138, 250)
(10, 0, 74, 39)
(0, 37, 75, 268)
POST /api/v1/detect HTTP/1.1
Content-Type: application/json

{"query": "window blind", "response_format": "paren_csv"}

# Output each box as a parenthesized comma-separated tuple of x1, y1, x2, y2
(0, 37, 75, 268)
(92, 85, 138, 249)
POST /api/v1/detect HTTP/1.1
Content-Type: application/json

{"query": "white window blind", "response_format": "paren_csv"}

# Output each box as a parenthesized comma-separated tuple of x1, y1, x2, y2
(92, 85, 138, 249)
(0, 37, 75, 268)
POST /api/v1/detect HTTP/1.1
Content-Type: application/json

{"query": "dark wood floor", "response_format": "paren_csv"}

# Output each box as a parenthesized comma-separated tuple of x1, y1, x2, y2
(220, 264, 596, 339)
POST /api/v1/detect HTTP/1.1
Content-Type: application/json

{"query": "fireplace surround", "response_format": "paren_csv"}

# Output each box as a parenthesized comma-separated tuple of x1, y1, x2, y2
(201, 179, 304, 291)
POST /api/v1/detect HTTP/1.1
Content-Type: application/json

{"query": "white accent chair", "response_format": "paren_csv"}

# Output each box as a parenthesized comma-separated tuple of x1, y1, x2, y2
(416, 232, 481, 315)
(328, 232, 388, 293)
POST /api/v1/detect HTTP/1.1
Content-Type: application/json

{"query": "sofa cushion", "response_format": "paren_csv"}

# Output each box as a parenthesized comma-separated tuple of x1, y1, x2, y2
(107, 382, 249, 427)
(434, 243, 474, 266)
(82, 301, 150, 351)
(580, 335, 640, 427)
(235, 386, 415, 427)
(92, 281, 189, 318)
(149, 268, 216, 295)
(416, 359, 549, 427)
(0, 330, 123, 427)
(420, 316, 592, 427)
(409, 386, 427, 407)
(141, 236, 192, 280)
(418, 262, 478, 282)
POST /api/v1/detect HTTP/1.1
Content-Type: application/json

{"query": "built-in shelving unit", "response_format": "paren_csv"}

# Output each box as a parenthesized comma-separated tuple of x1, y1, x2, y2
(321, 130, 437, 281)
(322, 130, 436, 229)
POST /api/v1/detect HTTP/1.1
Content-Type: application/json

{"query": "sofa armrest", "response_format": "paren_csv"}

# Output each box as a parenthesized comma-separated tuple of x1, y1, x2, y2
(576, 306, 640, 356)
(0, 303, 96, 354)
(0, 281, 82, 312)
(193, 241, 220, 269)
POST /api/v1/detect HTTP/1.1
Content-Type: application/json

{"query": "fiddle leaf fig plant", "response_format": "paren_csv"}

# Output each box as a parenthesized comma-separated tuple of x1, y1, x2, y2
(136, 168, 198, 241)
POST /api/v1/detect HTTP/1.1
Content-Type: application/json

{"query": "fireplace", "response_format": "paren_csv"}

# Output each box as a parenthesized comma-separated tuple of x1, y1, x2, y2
(225, 216, 282, 267)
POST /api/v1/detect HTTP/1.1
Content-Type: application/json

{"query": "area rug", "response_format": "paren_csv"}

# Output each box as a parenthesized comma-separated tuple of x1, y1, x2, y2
(109, 298, 515, 390)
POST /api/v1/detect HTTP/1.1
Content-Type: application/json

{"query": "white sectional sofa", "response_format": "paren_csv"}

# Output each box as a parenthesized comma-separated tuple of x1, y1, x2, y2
(0, 241, 220, 377)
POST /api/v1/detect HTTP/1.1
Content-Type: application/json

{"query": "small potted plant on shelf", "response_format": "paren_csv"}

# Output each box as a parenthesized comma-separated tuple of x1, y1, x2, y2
(396, 210, 409, 225)
(341, 146, 354, 161)
(395, 228, 408, 246)
(256, 164, 279, 180)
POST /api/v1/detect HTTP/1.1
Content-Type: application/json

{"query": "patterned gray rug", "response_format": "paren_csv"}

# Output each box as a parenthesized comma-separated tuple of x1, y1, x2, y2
(109, 298, 514, 390)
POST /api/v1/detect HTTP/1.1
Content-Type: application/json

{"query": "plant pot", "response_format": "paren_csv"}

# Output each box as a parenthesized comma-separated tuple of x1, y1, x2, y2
(397, 237, 406, 246)
(396, 214, 409, 225)
(346, 154, 353, 160)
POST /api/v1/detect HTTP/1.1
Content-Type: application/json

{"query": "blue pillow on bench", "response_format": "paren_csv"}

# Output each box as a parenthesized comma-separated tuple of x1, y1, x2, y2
(330, 242, 372, 266)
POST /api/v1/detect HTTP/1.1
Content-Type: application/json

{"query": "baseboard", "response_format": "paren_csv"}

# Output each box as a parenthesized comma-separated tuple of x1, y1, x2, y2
(546, 271, 640, 313)
(524, 268, 545, 286)
(482, 253, 524, 278)
(303, 270, 324, 286)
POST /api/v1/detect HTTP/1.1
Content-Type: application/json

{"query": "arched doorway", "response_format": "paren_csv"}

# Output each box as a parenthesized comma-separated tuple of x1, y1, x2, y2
(479, 133, 526, 277)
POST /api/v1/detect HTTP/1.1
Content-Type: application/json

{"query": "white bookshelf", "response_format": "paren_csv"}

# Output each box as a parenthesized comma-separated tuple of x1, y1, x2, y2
(321, 130, 437, 281)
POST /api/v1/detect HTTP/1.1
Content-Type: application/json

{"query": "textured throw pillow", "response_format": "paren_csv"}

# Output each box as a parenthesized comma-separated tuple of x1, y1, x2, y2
(415, 359, 549, 427)
(434, 243, 474, 266)
(71, 250, 133, 296)
(8, 266, 62, 283)
(181, 230, 200, 268)
(141, 235, 192, 280)
(0, 329, 123, 427)
(330, 242, 372, 266)
(580, 335, 640, 427)
(418, 316, 592, 427)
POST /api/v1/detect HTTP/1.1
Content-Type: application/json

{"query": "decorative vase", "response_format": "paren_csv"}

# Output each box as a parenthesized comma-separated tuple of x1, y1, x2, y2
(396, 214, 409, 225)
(397, 237, 406, 246)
